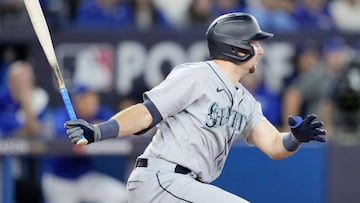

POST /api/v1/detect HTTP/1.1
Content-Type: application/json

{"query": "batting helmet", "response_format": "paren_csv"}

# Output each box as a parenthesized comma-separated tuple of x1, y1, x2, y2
(206, 12, 274, 63)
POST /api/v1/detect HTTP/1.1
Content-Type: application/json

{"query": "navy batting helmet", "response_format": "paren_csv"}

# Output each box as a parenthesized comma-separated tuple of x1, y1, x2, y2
(206, 12, 273, 63)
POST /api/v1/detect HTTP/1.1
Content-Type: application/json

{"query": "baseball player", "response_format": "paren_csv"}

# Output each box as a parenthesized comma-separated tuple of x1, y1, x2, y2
(65, 12, 327, 203)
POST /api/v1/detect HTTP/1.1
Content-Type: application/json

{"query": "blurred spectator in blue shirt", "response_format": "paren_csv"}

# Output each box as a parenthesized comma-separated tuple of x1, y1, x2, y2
(212, 0, 247, 17)
(293, 0, 334, 31)
(247, 0, 299, 32)
(42, 84, 127, 203)
(0, 60, 49, 137)
(38, 0, 78, 28)
(75, 0, 133, 27)
(75, 0, 170, 29)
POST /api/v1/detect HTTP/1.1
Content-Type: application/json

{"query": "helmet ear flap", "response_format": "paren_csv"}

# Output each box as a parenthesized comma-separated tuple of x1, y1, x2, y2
(231, 42, 255, 62)
(208, 41, 254, 63)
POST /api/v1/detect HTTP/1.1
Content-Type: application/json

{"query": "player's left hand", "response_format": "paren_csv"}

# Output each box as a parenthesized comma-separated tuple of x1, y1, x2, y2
(288, 114, 327, 143)
(64, 119, 101, 144)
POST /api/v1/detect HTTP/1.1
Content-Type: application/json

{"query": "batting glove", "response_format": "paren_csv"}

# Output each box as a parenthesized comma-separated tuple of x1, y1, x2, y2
(288, 114, 327, 143)
(65, 119, 101, 144)
(65, 119, 119, 145)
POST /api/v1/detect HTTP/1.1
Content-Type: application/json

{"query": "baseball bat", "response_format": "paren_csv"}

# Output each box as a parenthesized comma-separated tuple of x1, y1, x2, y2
(24, 0, 88, 145)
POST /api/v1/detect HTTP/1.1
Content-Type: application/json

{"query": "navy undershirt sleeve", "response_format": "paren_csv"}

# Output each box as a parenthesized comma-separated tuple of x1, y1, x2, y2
(134, 99, 163, 135)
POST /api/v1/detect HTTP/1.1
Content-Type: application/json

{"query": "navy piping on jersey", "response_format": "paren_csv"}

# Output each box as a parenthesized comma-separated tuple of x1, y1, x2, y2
(156, 171, 194, 203)
(207, 61, 236, 165)
(134, 99, 163, 135)
(206, 61, 247, 158)
(206, 61, 234, 106)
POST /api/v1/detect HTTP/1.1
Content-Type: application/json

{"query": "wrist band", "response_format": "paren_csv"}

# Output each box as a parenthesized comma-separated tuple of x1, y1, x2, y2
(283, 133, 300, 152)
(97, 119, 119, 141)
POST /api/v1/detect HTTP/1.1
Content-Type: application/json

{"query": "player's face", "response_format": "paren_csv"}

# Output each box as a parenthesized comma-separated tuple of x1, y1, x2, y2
(246, 41, 264, 73)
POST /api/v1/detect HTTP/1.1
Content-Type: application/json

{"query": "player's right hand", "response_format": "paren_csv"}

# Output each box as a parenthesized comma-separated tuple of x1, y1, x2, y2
(65, 119, 101, 145)
(288, 114, 327, 143)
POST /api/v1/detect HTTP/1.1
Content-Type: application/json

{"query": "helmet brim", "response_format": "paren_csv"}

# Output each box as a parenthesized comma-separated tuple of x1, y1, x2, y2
(249, 31, 274, 41)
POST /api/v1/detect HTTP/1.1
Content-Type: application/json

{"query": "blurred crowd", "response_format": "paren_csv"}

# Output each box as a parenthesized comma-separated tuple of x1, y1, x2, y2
(0, 60, 131, 203)
(0, 0, 360, 32)
(0, 0, 360, 203)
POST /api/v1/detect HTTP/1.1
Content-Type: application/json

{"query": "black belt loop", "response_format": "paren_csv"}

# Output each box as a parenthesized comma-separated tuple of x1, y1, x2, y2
(135, 158, 148, 167)
(135, 158, 202, 182)
(174, 165, 192, 174)
(135, 158, 192, 175)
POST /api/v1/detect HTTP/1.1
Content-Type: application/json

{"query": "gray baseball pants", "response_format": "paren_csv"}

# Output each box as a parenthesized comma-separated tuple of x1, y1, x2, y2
(126, 157, 249, 203)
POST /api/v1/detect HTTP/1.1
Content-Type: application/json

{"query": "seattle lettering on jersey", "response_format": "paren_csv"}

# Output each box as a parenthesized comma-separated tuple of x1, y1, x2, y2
(205, 102, 247, 132)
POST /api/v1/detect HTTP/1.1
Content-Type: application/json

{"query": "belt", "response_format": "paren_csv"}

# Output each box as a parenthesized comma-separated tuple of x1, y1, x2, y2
(135, 158, 192, 175)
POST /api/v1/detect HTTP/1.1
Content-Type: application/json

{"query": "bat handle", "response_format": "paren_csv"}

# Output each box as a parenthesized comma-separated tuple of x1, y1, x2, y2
(59, 87, 88, 146)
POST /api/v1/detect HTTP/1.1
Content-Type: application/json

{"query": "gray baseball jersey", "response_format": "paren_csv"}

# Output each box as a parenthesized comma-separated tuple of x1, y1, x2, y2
(141, 60, 266, 183)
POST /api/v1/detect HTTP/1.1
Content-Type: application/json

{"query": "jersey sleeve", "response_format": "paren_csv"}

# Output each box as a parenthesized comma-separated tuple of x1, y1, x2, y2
(143, 66, 201, 119)
(242, 99, 267, 139)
